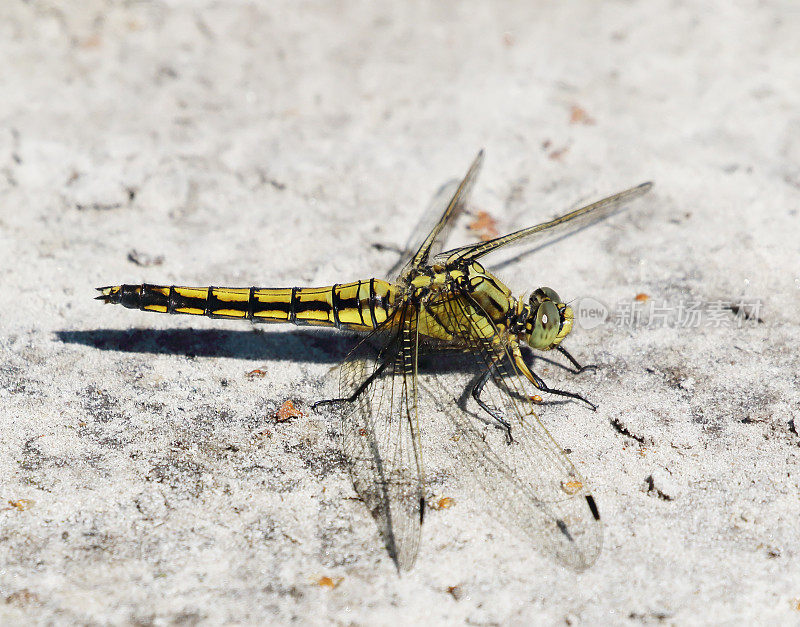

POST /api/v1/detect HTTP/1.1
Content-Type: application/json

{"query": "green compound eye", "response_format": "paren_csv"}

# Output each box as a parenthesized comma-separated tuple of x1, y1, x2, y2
(528, 300, 560, 349)
(530, 286, 561, 306)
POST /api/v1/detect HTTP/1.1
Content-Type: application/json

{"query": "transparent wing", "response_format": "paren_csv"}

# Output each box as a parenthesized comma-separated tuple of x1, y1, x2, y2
(386, 178, 462, 278)
(399, 150, 484, 276)
(440, 181, 652, 265)
(429, 288, 603, 570)
(337, 304, 425, 571)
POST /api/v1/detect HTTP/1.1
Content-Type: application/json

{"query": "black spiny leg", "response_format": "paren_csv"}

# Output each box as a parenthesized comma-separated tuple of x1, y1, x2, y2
(312, 359, 389, 410)
(520, 349, 598, 411)
(471, 367, 515, 444)
(556, 345, 597, 374)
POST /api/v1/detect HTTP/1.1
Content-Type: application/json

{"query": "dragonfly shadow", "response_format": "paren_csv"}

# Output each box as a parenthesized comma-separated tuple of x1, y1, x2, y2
(419, 347, 584, 383)
(55, 327, 359, 365)
(59, 328, 581, 374)
(449, 365, 574, 434)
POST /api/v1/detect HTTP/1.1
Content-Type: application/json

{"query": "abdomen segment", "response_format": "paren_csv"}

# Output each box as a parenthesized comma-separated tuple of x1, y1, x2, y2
(96, 279, 395, 332)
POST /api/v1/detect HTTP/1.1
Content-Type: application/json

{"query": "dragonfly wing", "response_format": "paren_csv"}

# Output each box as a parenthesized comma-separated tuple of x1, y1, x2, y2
(440, 181, 653, 265)
(430, 289, 603, 570)
(399, 150, 484, 276)
(338, 304, 425, 570)
(386, 178, 461, 278)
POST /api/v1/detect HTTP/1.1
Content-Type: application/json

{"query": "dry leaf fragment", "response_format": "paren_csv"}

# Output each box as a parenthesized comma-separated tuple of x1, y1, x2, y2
(430, 496, 455, 510)
(468, 210, 499, 241)
(569, 105, 595, 125)
(7, 499, 34, 511)
(316, 576, 343, 588)
(561, 480, 583, 495)
(275, 400, 303, 423)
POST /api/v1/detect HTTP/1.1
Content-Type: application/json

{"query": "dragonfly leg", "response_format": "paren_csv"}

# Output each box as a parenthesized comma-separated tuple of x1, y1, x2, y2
(312, 360, 389, 410)
(555, 345, 597, 374)
(514, 346, 597, 411)
(471, 367, 515, 444)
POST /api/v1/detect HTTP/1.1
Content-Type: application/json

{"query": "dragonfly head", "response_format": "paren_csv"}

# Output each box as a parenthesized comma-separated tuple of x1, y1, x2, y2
(525, 287, 573, 350)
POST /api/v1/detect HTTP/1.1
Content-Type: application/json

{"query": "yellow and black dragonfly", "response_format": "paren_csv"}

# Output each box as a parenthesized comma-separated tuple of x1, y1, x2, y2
(97, 152, 651, 571)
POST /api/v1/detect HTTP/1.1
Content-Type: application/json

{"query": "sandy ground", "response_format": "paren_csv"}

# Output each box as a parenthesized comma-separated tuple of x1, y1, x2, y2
(2, 1, 799, 624)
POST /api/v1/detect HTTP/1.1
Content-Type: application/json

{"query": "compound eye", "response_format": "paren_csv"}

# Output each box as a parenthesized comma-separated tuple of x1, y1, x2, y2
(530, 286, 561, 307)
(538, 300, 559, 332)
(528, 300, 560, 348)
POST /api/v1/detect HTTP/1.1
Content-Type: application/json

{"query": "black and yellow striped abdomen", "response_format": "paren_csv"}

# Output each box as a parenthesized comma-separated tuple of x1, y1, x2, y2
(96, 279, 397, 332)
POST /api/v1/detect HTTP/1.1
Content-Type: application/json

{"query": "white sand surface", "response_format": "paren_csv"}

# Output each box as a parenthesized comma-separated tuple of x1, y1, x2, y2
(2, 1, 799, 624)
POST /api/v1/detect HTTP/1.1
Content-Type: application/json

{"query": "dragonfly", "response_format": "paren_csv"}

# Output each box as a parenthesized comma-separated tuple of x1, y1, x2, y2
(96, 152, 652, 571)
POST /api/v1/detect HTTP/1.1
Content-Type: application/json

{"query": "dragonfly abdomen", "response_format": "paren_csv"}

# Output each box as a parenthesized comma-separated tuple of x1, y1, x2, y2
(96, 280, 395, 331)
